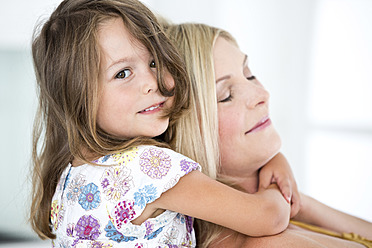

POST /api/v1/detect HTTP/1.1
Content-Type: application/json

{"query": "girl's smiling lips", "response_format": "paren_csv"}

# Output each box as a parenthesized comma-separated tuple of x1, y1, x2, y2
(245, 116, 271, 134)
(138, 101, 165, 114)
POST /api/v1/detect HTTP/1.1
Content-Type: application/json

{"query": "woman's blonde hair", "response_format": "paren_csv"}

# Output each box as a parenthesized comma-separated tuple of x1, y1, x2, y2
(31, 0, 189, 239)
(164, 23, 239, 248)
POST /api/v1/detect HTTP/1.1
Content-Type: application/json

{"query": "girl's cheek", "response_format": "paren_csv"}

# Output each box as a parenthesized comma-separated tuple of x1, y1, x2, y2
(164, 72, 175, 89)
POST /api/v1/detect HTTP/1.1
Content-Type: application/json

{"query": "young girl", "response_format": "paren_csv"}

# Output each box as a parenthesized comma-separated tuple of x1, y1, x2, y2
(30, 0, 293, 247)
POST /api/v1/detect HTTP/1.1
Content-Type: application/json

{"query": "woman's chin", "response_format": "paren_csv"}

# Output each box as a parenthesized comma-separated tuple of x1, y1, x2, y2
(259, 139, 282, 166)
(269, 130, 282, 155)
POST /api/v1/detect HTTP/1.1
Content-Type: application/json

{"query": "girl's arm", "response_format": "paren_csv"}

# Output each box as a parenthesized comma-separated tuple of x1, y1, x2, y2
(151, 170, 291, 237)
(258, 152, 301, 218)
(294, 193, 372, 239)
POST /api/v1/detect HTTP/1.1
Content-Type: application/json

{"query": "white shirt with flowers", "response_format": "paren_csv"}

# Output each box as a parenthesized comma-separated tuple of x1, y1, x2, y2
(51, 145, 201, 248)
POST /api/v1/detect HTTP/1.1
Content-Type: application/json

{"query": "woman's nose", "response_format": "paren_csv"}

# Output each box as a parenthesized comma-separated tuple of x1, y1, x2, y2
(245, 80, 269, 109)
(141, 70, 158, 94)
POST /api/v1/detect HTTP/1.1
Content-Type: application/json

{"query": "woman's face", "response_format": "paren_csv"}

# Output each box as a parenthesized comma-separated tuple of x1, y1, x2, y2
(213, 37, 281, 177)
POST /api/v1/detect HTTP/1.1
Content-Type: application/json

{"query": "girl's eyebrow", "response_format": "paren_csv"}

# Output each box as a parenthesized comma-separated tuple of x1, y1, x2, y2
(106, 57, 132, 71)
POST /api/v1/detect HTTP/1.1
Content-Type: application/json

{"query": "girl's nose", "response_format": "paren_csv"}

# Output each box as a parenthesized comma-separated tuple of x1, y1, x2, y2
(142, 70, 158, 94)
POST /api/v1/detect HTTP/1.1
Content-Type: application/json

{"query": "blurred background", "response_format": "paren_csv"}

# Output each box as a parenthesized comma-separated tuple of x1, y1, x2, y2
(0, 0, 371, 246)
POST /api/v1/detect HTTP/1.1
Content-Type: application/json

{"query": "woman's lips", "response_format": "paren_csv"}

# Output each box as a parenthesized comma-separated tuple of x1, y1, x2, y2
(246, 116, 271, 134)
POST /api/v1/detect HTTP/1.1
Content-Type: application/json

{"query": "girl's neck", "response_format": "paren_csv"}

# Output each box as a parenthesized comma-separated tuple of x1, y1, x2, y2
(71, 147, 101, 167)
(71, 157, 85, 167)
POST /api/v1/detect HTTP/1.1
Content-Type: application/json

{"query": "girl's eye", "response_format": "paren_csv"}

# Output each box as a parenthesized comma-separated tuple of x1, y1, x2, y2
(149, 60, 156, 68)
(247, 75, 256, 80)
(115, 69, 132, 79)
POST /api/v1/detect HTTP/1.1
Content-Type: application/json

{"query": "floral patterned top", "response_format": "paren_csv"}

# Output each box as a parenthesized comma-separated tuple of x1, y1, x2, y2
(51, 145, 201, 248)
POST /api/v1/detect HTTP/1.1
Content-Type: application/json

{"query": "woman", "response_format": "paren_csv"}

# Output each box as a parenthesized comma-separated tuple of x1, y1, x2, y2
(164, 23, 372, 248)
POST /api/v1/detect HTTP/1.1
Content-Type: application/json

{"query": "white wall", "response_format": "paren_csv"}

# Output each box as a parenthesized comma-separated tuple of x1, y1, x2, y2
(0, 0, 371, 240)
(305, 0, 372, 222)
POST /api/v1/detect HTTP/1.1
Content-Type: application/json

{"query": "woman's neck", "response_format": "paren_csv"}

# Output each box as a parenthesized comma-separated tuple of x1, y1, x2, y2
(219, 170, 260, 194)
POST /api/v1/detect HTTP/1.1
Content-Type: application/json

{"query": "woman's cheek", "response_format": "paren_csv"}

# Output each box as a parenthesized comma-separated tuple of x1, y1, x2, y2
(218, 112, 235, 140)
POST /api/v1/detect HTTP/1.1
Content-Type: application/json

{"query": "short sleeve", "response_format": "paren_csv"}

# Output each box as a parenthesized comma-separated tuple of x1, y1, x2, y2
(136, 146, 201, 192)
(97, 145, 201, 237)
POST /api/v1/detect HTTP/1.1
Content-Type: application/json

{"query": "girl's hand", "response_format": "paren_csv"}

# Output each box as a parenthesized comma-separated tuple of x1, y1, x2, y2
(154, 170, 290, 237)
(258, 152, 301, 218)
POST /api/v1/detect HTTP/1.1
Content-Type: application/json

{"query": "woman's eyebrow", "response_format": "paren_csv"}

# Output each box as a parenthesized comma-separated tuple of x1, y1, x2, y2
(216, 75, 231, 84)
(216, 55, 247, 84)
(242, 54, 248, 68)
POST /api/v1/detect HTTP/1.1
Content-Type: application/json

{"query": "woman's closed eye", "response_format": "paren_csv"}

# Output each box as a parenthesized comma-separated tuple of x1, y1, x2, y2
(219, 94, 232, 102)
(246, 75, 256, 80)
(218, 89, 233, 103)
(115, 69, 132, 79)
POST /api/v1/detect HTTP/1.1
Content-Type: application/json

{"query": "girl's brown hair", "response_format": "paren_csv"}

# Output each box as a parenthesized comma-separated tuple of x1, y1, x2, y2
(30, 0, 189, 239)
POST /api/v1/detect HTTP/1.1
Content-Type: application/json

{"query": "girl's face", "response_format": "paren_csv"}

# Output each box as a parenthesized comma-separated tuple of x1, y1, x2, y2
(213, 37, 281, 177)
(97, 18, 174, 139)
